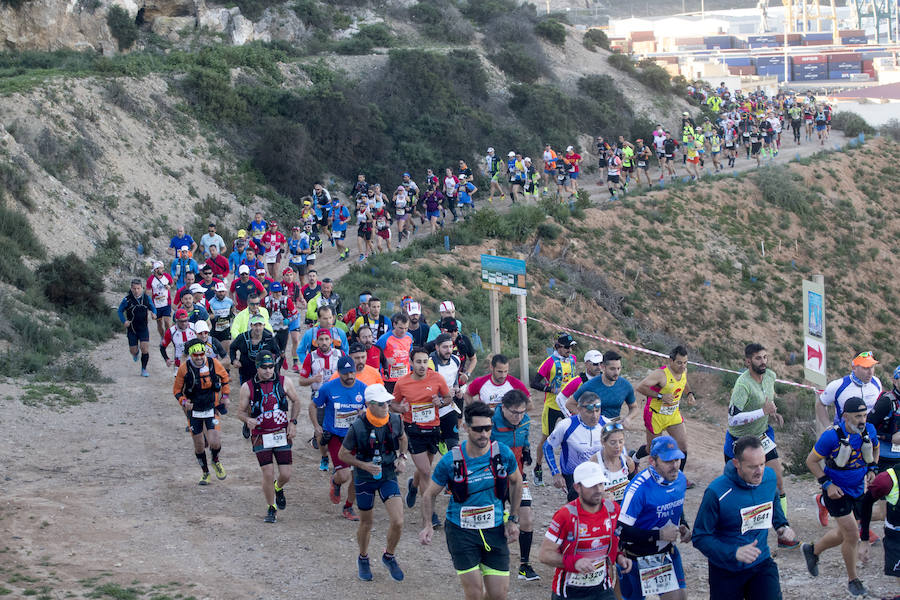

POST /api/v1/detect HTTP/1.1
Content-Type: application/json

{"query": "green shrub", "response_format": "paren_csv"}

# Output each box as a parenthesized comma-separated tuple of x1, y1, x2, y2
(536, 222, 561, 239)
(460, 0, 520, 22)
(636, 59, 672, 93)
(230, 0, 281, 21)
(534, 19, 566, 46)
(334, 24, 394, 55)
(881, 118, 900, 142)
(180, 66, 248, 123)
(607, 53, 635, 73)
(36, 253, 109, 316)
(106, 6, 138, 51)
(830, 111, 875, 137)
(753, 166, 813, 216)
(0, 158, 31, 209)
(583, 28, 610, 51)
(409, 0, 475, 43)
(492, 45, 542, 83)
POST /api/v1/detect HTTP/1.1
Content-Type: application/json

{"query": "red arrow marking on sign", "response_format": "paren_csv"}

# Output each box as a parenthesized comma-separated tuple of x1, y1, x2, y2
(807, 344, 823, 369)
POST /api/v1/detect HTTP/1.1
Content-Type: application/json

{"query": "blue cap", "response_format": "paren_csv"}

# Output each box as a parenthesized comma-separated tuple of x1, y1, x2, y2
(650, 435, 685, 461)
(402, 172, 410, 177)
(337, 355, 355, 374)
(270, 282, 283, 292)
(893, 365, 900, 380)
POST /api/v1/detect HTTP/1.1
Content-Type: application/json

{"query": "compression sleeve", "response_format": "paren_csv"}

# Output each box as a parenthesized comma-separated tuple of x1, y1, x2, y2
(858, 490, 877, 541)
(616, 522, 661, 543)
(117, 298, 128, 323)
(727, 408, 765, 427)
(542, 440, 560, 476)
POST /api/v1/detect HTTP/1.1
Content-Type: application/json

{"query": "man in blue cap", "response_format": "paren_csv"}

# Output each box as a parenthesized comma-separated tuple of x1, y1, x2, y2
(313, 354, 368, 521)
(693, 435, 797, 599)
(616, 435, 691, 600)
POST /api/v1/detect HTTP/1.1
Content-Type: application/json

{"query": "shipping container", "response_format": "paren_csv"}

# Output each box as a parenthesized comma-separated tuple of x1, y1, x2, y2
(675, 36, 705, 45)
(793, 62, 827, 72)
(828, 71, 860, 79)
(776, 33, 802, 42)
(728, 65, 756, 75)
(724, 57, 754, 66)
(827, 52, 862, 62)
(792, 54, 827, 63)
(706, 41, 733, 49)
(804, 32, 833, 41)
(748, 35, 778, 44)
(830, 61, 861, 71)
(841, 36, 868, 45)
(757, 56, 786, 65)
(838, 29, 865, 37)
(632, 41, 657, 54)
(804, 40, 833, 46)
(793, 71, 827, 81)
(629, 30, 655, 42)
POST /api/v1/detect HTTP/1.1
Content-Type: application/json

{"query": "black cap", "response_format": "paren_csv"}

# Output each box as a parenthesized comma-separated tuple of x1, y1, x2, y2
(348, 342, 365, 354)
(556, 334, 576, 348)
(440, 317, 458, 332)
(256, 351, 276, 367)
(842, 397, 867, 414)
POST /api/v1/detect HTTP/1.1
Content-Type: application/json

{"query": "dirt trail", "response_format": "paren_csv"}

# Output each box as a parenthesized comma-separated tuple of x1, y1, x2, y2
(1, 130, 895, 600)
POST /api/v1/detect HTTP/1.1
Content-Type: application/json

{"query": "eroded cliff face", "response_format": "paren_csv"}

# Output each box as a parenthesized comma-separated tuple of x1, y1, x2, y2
(0, 0, 309, 52)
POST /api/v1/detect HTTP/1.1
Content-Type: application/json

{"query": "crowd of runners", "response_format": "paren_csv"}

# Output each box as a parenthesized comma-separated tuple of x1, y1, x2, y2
(114, 124, 896, 600)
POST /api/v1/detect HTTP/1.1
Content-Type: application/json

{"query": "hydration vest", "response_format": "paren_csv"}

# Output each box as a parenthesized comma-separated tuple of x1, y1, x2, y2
(448, 441, 509, 504)
(249, 375, 288, 418)
(825, 423, 875, 470)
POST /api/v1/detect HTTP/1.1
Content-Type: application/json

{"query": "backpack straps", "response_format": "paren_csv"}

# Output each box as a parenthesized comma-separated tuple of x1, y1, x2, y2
(448, 445, 468, 503)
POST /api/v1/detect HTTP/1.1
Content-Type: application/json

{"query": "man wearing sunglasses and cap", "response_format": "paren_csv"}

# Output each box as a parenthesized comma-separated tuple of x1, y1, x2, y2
(532, 334, 579, 487)
(543, 392, 608, 502)
(555, 350, 603, 418)
(237, 350, 301, 524)
(174, 339, 230, 485)
(615, 435, 691, 600)
(427, 300, 462, 343)
(339, 383, 410, 582)
(803, 397, 880, 597)
(539, 461, 632, 600)
(818, 351, 883, 433)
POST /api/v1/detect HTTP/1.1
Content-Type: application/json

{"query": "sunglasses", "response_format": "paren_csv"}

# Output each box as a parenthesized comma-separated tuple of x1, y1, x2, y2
(249, 302, 260, 306)
(603, 422, 624, 434)
(855, 351, 874, 359)
(580, 403, 602, 411)
(368, 400, 391, 406)
(505, 408, 527, 416)
(258, 364, 275, 370)
(469, 425, 492, 433)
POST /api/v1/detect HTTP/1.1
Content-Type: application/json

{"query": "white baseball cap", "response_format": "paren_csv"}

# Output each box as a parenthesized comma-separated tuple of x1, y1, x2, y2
(508, 151, 516, 158)
(584, 350, 603, 364)
(524, 157, 531, 164)
(566, 145, 574, 152)
(487, 147, 495, 153)
(365, 383, 395, 404)
(439, 300, 455, 313)
(193, 320, 210, 333)
(238, 265, 250, 274)
(407, 301, 422, 316)
(180, 245, 189, 252)
(152, 260, 163, 269)
(573, 461, 608, 488)
(214, 282, 227, 292)
(189, 283, 205, 294)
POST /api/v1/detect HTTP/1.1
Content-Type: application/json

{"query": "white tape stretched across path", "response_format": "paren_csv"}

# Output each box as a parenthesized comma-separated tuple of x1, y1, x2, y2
(526, 316, 822, 393)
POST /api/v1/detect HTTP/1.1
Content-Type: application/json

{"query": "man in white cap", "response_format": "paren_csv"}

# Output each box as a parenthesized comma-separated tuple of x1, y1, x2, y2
(170, 245, 199, 289)
(193, 319, 227, 360)
(556, 350, 604, 418)
(484, 147, 505, 203)
(406, 301, 430, 347)
(206, 281, 235, 357)
(146, 260, 174, 339)
(339, 383, 409, 582)
(229, 264, 265, 312)
(563, 145, 581, 196)
(427, 300, 461, 343)
(178, 285, 210, 325)
(539, 461, 631, 600)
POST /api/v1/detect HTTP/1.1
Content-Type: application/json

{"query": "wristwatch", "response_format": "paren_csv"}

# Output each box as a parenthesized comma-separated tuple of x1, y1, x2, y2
(290, 419, 298, 425)
(507, 514, 519, 524)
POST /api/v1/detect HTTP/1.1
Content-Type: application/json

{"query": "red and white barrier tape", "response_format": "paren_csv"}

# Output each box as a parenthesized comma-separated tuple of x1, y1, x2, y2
(526, 316, 822, 393)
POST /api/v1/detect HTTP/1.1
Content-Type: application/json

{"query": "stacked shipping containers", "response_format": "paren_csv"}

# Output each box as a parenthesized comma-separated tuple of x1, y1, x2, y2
(827, 52, 861, 79)
(748, 35, 779, 48)
(791, 54, 827, 81)
(757, 55, 786, 81)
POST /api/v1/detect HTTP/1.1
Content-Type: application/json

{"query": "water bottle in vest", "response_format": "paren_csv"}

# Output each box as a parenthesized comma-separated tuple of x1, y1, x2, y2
(370, 430, 382, 480)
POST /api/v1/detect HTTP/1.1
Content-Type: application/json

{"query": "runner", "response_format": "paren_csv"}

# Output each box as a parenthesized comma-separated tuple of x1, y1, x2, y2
(465, 354, 529, 407)
(491, 389, 540, 582)
(146, 261, 174, 339)
(297, 306, 349, 364)
(355, 195, 373, 262)
(160, 308, 197, 372)
(351, 296, 390, 341)
(427, 300, 461, 342)
(634, 139, 653, 187)
(248, 212, 267, 250)
(443, 167, 460, 223)
(338, 383, 410, 582)
(543, 393, 607, 501)
(192, 320, 226, 361)
(174, 340, 230, 485)
(858, 466, 900, 581)
(236, 350, 300, 523)
(199, 222, 226, 260)
(392, 346, 451, 527)
(457, 174, 477, 219)
(419, 401, 523, 600)
(229, 265, 265, 312)
(394, 183, 412, 243)
(555, 349, 604, 418)
(542, 144, 558, 196)
(118, 278, 156, 377)
(815, 105, 828, 146)
(168, 224, 197, 257)
(260, 220, 286, 279)
(329, 198, 351, 261)
(870, 366, 900, 472)
(632, 346, 693, 482)
(693, 436, 798, 599)
(485, 147, 506, 202)
(532, 334, 578, 487)
(170, 245, 199, 289)
(230, 314, 280, 385)
(375, 313, 413, 393)
(428, 332, 466, 453)
(340, 342, 385, 386)
(817, 351, 882, 432)
(206, 282, 235, 359)
(615, 435, 691, 600)
(230, 293, 272, 339)
(298, 327, 345, 471)
(563, 145, 581, 196)
(313, 355, 367, 521)
(802, 397, 879, 597)
(568, 350, 637, 426)
(597, 422, 636, 503)
(596, 136, 611, 185)
(606, 151, 623, 200)
(406, 301, 430, 347)
(422, 183, 444, 235)
(538, 461, 631, 600)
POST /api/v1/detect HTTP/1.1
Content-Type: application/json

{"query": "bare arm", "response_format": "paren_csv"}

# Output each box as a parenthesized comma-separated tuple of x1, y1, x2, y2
(815, 400, 832, 435)
(634, 370, 667, 399)
(237, 382, 254, 427)
(418, 479, 444, 544)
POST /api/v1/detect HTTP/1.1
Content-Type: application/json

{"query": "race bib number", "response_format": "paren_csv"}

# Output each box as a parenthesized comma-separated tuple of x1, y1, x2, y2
(521, 481, 532, 502)
(192, 408, 215, 418)
(568, 560, 606, 587)
(335, 410, 358, 430)
(658, 402, 678, 416)
(332, 230, 343, 239)
(637, 553, 679, 596)
(460, 505, 495, 530)
(637, 161, 647, 167)
(215, 318, 230, 331)
(758, 433, 777, 453)
(396, 207, 405, 215)
(893, 442, 900, 454)
(607, 479, 629, 502)
(740, 501, 773, 534)
(389, 363, 408, 379)
(412, 403, 436, 424)
(269, 312, 284, 328)
(262, 431, 287, 449)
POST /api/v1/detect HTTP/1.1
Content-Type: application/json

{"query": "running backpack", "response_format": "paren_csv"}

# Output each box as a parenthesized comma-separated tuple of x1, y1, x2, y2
(249, 375, 287, 418)
(825, 423, 875, 470)
(448, 441, 509, 503)
(353, 414, 402, 461)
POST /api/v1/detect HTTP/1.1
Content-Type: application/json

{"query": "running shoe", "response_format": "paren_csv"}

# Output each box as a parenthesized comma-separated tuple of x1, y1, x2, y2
(405, 477, 417, 508)
(198, 472, 211, 486)
(860, 527, 880, 544)
(242, 423, 251, 439)
(382, 554, 404, 582)
(275, 483, 286, 510)
(319, 456, 329, 471)
(533, 467, 544, 487)
(801, 542, 818, 577)
(431, 512, 441, 528)
(357, 555, 373, 581)
(264, 505, 277, 523)
(358, 254, 365, 262)
(518, 563, 541, 581)
(815, 493, 829, 527)
(437, 441, 448, 455)
(133, 353, 139, 362)
(141, 369, 149, 377)
(329, 478, 341, 504)
(213, 461, 226, 480)
(847, 578, 867, 597)
(777, 536, 800, 549)
(342, 505, 359, 521)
